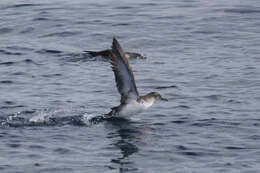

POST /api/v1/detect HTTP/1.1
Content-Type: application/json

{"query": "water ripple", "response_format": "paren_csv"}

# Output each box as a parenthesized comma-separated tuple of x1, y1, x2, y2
(0, 49, 23, 55)
(155, 85, 178, 89)
(224, 8, 260, 14)
(40, 31, 81, 38)
(0, 0, 259, 172)
(36, 49, 63, 54)
(0, 27, 13, 34)
(0, 59, 39, 66)
(6, 3, 43, 9)
(0, 80, 13, 84)
(0, 61, 15, 66)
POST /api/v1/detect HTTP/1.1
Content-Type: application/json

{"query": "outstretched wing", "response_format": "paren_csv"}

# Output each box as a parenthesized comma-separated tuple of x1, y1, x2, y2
(109, 38, 139, 104)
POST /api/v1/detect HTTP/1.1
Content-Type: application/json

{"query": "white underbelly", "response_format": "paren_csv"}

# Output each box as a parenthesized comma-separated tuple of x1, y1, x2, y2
(118, 101, 145, 117)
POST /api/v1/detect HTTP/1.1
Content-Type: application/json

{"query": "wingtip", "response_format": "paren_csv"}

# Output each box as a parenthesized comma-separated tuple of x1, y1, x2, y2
(111, 37, 123, 54)
(112, 37, 117, 42)
(112, 37, 119, 48)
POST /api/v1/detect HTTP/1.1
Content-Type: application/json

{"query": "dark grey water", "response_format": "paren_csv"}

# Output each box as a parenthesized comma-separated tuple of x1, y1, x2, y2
(1, 0, 260, 172)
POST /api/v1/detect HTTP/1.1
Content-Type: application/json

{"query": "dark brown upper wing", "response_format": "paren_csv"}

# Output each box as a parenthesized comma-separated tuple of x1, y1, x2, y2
(109, 38, 139, 104)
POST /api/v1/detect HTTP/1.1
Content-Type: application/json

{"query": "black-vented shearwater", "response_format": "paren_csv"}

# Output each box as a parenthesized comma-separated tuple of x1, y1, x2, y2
(104, 38, 167, 118)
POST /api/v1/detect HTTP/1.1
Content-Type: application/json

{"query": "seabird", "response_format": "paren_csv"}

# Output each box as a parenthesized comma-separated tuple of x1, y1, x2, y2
(104, 38, 168, 118)
(85, 40, 145, 59)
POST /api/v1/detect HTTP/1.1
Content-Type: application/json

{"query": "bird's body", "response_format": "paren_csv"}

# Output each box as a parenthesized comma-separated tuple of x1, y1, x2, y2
(109, 97, 156, 117)
(104, 38, 167, 118)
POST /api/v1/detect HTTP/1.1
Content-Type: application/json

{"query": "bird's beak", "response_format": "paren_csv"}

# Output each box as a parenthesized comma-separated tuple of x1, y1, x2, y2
(160, 97, 168, 101)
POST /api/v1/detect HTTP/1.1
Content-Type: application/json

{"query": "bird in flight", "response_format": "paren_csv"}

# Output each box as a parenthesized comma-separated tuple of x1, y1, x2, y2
(103, 38, 168, 119)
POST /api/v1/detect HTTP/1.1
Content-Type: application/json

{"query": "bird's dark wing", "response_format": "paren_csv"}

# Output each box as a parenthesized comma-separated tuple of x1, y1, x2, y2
(109, 38, 139, 104)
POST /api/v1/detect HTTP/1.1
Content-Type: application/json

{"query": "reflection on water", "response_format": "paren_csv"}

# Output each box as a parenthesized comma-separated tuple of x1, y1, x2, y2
(105, 118, 142, 172)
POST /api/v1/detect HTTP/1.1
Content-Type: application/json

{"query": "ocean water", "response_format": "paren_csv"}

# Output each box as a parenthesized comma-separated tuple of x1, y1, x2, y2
(0, 0, 260, 172)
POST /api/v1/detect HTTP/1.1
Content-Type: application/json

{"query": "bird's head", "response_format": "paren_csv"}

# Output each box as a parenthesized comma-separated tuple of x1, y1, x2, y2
(147, 92, 168, 101)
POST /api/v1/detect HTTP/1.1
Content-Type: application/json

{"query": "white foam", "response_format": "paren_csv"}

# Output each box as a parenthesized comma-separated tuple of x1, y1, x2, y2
(29, 111, 51, 123)
(7, 112, 20, 121)
(82, 113, 98, 126)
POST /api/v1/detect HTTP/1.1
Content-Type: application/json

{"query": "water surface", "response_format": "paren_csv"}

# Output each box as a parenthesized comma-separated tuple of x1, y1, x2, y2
(0, 0, 260, 172)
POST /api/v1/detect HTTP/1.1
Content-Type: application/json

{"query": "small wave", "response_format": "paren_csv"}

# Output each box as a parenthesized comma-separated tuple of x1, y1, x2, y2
(11, 4, 41, 8)
(11, 72, 27, 76)
(176, 145, 188, 150)
(40, 31, 81, 38)
(225, 146, 249, 150)
(36, 49, 63, 54)
(5, 46, 34, 52)
(41, 73, 62, 78)
(179, 151, 201, 156)
(113, 6, 134, 10)
(192, 30, 218, 35)
(4, 101, 15, 105)
(6, 143, 21, 148)
(204, 74, 219, 79)
(224, 8, 260, 14)
(28, 145, 45, 149)
(0, 59, 39, 66)
(2, 3, 43, 10)
(151, 122, 165, 126)
(53, 147, 71, 154)
(0, 105, 25, 109)
(226, 99, 242, 104)
(204, 94, 224, 101)
(139, 3, 158, 6)
(0, 49, 23, 55)
(112, 23, 130, 26)
(0, 61, 15, 66)
(0, 27, 13, 34)
(174, 105, 191, 109)
(171, 120, 187, 124)
(191, 122, 212, 127)
(155, 85, 178, 89)
(33, 17, 49, 21)
(0, 80, 13, 84)
(19, 27, 34, 34)
(22, 59, 37, 64)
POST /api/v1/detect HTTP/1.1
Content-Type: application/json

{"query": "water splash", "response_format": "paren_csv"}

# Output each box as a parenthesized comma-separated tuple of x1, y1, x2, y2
(0, 108, 106, 128)
(29, 110, 52, 123)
